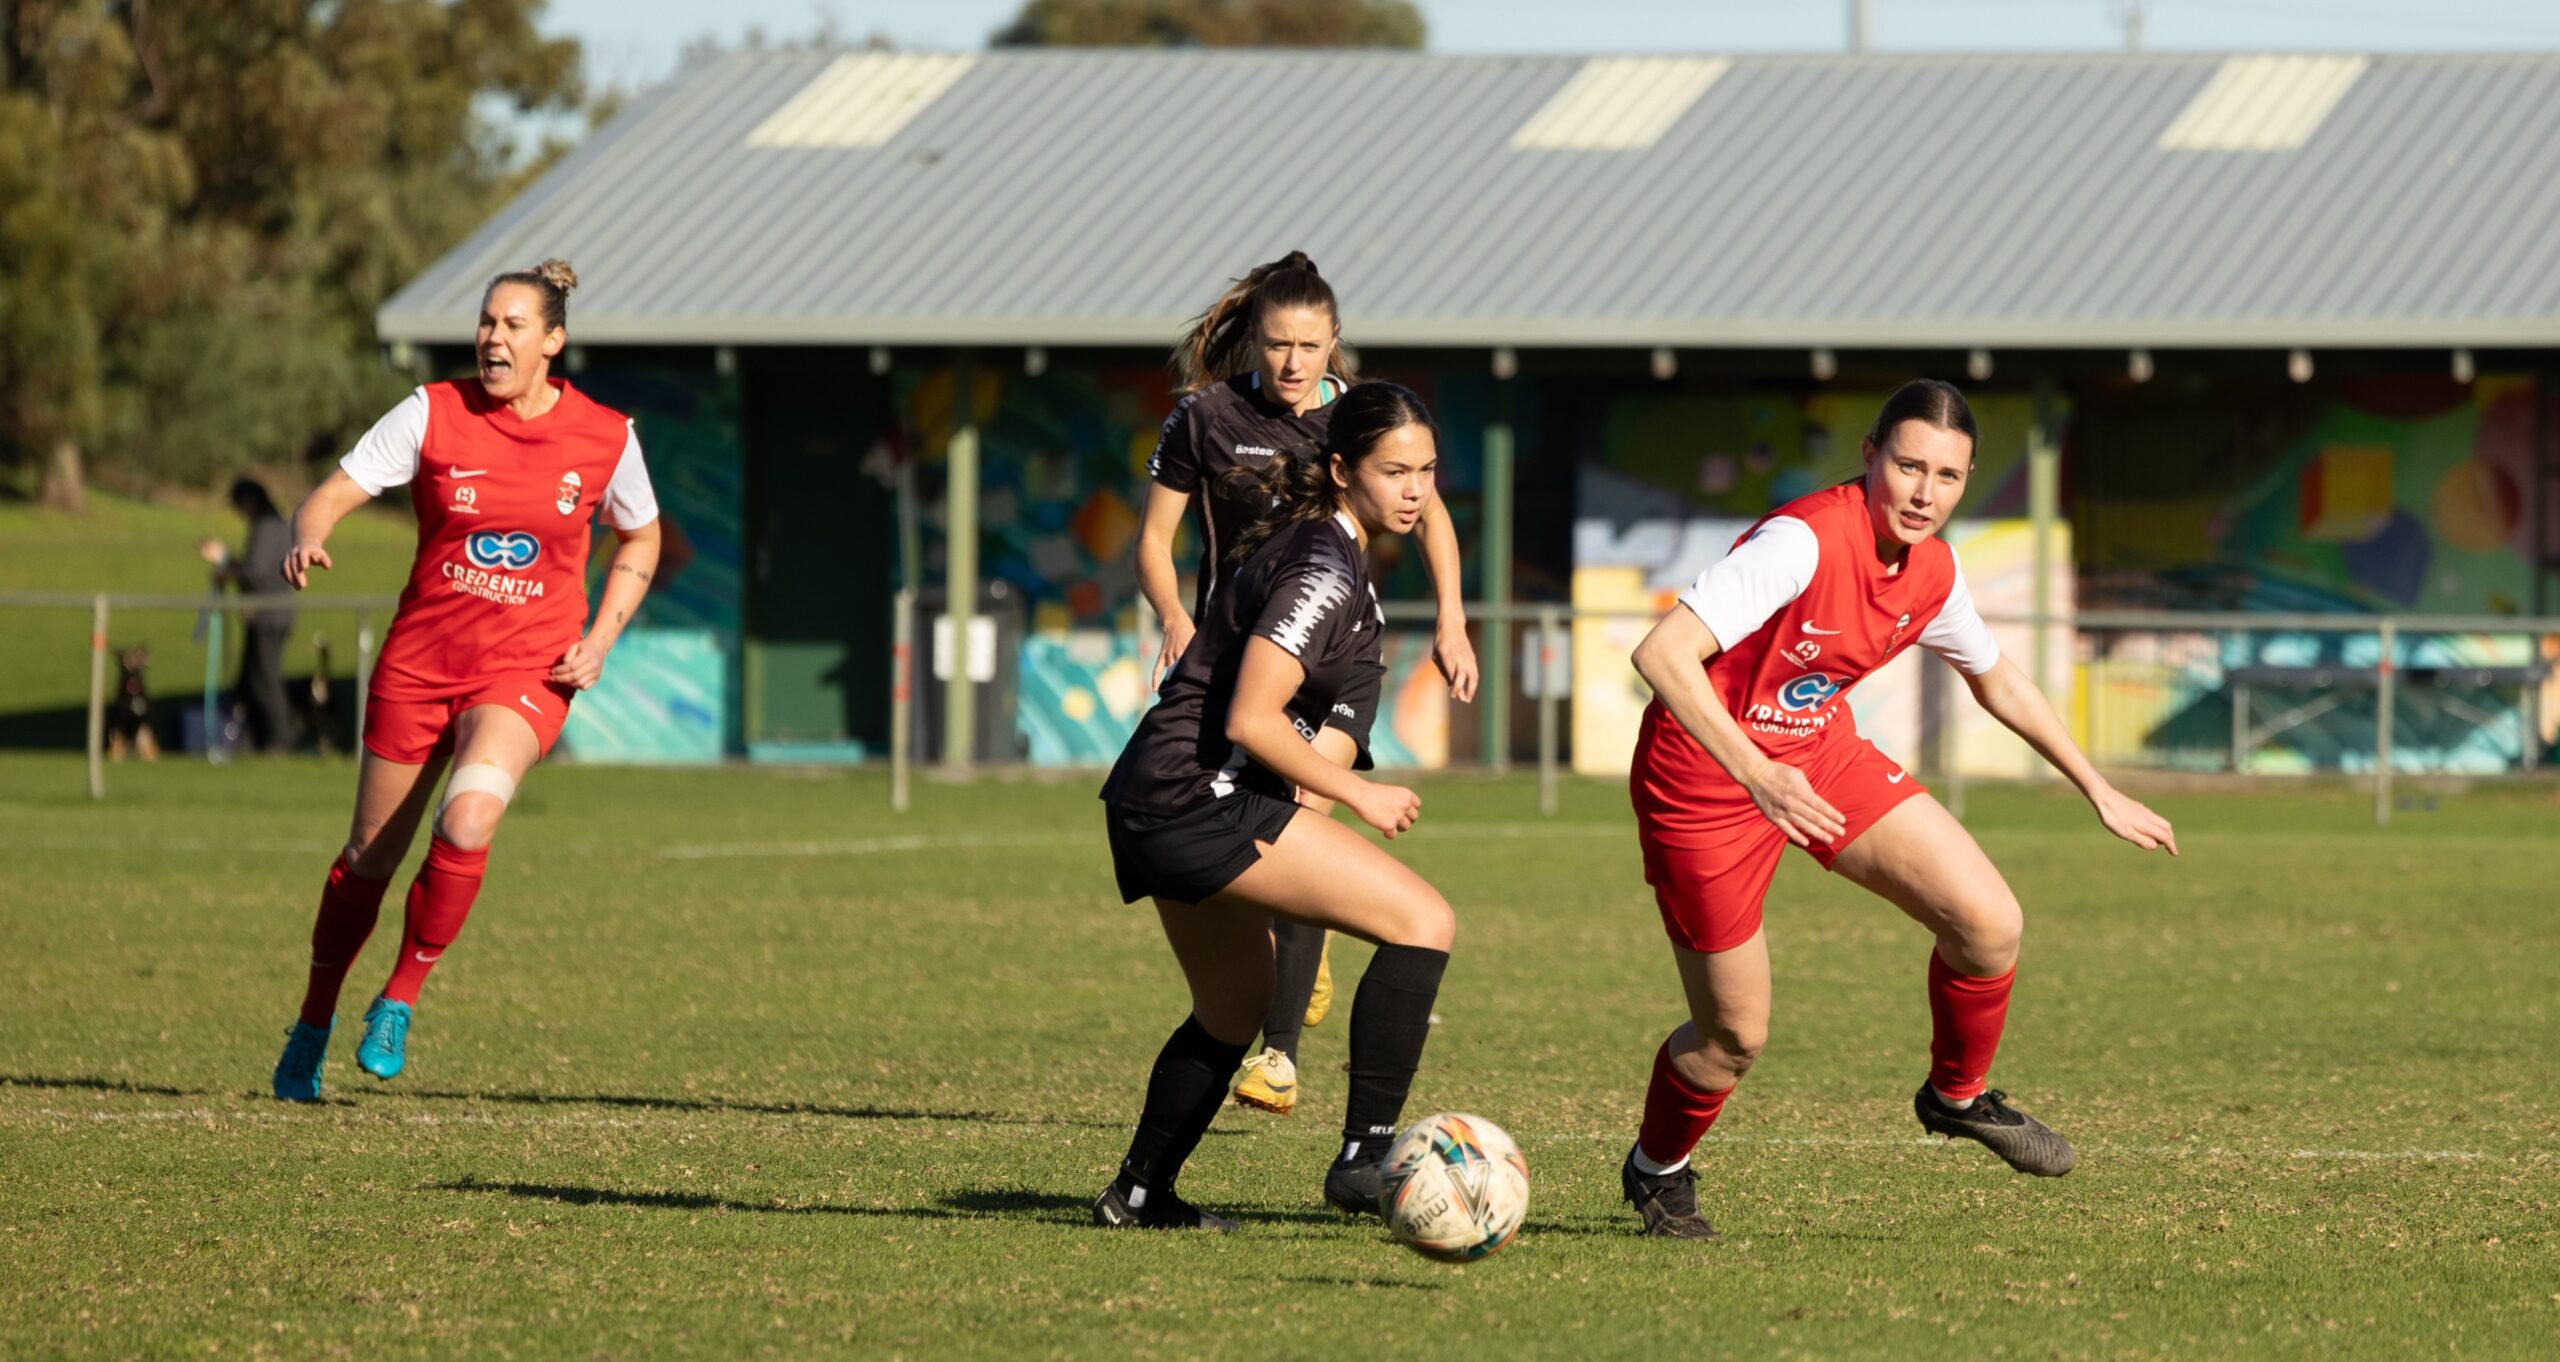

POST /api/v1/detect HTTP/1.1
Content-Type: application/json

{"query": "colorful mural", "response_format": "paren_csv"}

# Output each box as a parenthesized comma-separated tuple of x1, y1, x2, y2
(560, 371, 745, 763)
(898, 362, 1470, 767)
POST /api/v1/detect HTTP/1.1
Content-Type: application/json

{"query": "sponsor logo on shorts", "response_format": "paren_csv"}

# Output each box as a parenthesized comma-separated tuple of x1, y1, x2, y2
(519, 694, 545, 716)
(1776, 672, 1840, 713)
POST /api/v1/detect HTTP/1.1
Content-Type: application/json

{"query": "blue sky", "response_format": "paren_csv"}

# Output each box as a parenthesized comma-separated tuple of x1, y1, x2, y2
(545, 1, 2560, 95)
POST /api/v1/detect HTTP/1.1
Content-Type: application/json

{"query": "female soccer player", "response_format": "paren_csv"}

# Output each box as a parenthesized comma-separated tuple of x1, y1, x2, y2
(1136, 251, 1478, 1119)
(1096, 382, 1457, 1231)
(268, 259, 661, 1100)
(1617, 380, 2177, 1238)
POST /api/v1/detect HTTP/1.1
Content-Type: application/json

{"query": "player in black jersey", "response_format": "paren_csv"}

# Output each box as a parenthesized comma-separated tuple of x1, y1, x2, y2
(1135, 251, 1480, 1120)
(1095, 383, 1459, 1231)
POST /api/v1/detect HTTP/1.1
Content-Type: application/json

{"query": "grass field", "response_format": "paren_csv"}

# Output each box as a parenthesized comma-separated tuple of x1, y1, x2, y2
(0, 495, 415, 746)
(2, 755, 2554, 1359)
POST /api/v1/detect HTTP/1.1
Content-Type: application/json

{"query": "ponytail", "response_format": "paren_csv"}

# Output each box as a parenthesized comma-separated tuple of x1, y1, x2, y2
(1219, 382, 1436, 567)
(1171, 251, 1356, 394)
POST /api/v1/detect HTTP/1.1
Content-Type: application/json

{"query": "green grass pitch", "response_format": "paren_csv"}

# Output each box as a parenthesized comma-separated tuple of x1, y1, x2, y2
(1, 755, 2553, 1358)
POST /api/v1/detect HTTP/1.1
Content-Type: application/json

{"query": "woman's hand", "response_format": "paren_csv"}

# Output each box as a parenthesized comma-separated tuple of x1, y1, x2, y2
(549, 637, 609, 691)
(1742, 757, 1846, 848)
(2091, 784, 2178, 855)
(281, 543, 332, 590)
(1433, 619, 1480, 702)
(1151, 613, 1196, 690)
(1346, 779, 1422, 840)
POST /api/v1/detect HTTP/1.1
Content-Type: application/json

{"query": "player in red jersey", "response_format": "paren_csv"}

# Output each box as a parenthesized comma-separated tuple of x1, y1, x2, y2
(268, 259, 662, 1100)
(1616, 380, 2177, 1238)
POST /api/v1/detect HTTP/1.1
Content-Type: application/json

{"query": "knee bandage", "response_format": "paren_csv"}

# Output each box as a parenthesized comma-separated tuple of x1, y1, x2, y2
(439, 762, 519, 816)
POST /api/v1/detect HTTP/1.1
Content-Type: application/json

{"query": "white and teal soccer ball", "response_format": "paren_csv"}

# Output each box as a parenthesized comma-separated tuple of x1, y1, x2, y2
(1379, 1112, 1530, 1262)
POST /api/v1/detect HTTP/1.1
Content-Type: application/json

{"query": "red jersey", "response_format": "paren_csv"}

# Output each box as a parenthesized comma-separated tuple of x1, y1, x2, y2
(1632, 483, 1997, 831)
(340, 379, 657, 701)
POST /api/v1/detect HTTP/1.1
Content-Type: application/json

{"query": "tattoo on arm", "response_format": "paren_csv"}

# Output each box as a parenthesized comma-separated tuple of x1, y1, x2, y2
(612, 609, 627, 628)
(613, 563, 653, 584)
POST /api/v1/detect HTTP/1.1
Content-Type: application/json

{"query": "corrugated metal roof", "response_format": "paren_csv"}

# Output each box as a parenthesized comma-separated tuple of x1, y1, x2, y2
(378, 50, 2560, 348)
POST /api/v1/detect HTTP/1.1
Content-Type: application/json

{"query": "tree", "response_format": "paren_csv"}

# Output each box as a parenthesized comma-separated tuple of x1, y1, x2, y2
(992, 0, 1425, 49)
(0, 0, 584, 507)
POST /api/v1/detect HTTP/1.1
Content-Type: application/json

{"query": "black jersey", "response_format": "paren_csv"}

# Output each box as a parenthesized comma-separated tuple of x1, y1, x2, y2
(1102, 512, 1383, 818)
(1147, 372, 1340, 617)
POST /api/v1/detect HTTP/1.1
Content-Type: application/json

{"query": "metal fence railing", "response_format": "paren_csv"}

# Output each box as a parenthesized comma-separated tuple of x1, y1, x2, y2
(886, 597, 2559, 826)
(0, 591, 396, 800)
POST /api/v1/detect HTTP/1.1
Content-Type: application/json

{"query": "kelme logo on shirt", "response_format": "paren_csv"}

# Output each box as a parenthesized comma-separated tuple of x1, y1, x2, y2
(464, 530, 540, 572)
(1776, 672, 1840, 713)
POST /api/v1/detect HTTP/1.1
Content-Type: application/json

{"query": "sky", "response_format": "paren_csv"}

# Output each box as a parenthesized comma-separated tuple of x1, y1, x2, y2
(542, 0, 2560, 96)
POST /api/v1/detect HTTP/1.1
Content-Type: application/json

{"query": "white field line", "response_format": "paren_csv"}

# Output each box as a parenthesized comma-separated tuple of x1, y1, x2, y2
(0, 1105, 2496, 1162)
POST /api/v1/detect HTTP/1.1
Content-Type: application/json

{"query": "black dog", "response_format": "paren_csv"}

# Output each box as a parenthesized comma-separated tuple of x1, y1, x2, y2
(108, 645, 160, 761)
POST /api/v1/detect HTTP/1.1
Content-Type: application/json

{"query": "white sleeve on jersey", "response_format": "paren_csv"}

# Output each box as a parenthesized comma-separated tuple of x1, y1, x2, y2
(338, 388, 429, 495)
(1919, 555, 2001, 675)
(1675, 516, 1819, 651)
(599, 424, 660, 531)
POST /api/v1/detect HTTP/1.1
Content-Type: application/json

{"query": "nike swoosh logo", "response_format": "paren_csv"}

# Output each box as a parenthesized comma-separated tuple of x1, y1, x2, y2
(1887, 771, 1907, 784)
(520, 694, 544, 714)
(1801, 623, 1843, 635)
(412, 950, 442, 964)
(450, 468, 488, 478)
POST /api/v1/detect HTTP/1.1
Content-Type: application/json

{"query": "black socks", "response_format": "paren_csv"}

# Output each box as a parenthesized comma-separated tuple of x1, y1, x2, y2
(1116, 1015, 1251, 1200)
(1260, 920, 1324, 1062)
(1339, 943, 1450, 1159)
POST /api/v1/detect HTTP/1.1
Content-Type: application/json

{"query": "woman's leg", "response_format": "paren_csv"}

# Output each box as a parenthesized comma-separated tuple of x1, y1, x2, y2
(1828, 795, 2073, 1175)
(1237, 729, 1361, 1116)
(1211, 811, 1456, 1206)
(294, 749, 447, 1028)
(1098, 899, 1273, 1229)
(273, 744, 447, 1100)
(1624, 931, 1769, 1238)
(375, 703, 543, 1008)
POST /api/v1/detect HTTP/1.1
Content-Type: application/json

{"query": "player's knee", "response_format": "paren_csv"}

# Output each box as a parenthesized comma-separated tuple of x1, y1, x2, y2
(341, 832, 401, 880)
(432, 793, 505, 852)
(1708, 1020, 1767, 1074)
(1392, 886, 1456, 953)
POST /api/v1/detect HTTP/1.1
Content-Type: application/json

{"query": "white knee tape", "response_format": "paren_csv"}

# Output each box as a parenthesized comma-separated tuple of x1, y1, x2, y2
(440, 762, 519, 815)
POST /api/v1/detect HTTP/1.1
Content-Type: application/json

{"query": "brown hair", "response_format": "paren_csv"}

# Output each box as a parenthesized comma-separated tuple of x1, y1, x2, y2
(1219, 382, 1436, 567)
(1171, 251, 1357, 394)
(483, 258, 579, 331)
(1865, 378, 1978, 453)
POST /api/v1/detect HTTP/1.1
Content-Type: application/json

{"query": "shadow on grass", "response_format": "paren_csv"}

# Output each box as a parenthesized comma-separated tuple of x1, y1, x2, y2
(436, 1177, 1356, 1228)
(0, 1072, 204, 1098)
(1279, 1274, 1447, 1292)
(395, 1086, 1126, 1129)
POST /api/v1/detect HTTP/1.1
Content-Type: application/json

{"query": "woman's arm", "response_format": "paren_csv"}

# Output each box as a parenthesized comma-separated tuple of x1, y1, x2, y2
(1226, 638, 1419, 838)
(280, 471, 376, 589)
(1135, 482, 1197, 689)
(1962, 655, 2178, 855)
(1630, 606, 1846, 847)
(550, 521, 664, 691)
(1414, 493, 1479, 702)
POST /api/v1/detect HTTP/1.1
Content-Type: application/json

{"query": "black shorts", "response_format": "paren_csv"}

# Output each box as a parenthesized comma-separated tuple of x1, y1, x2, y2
(1104, 791, 1300, 905)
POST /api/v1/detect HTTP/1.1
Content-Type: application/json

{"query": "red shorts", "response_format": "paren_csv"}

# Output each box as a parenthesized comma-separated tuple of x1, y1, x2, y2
(363, 673, 576, 765)
(1634, 734, 1927, 954)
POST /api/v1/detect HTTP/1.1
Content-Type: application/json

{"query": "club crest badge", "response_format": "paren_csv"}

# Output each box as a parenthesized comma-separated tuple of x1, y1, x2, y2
(555, 469, 583, 517)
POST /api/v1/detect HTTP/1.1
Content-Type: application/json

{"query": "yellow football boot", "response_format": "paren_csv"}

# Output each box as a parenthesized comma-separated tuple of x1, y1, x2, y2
(1231, 1046, 1298, 1115)
(1303, 931, 1334, 1027)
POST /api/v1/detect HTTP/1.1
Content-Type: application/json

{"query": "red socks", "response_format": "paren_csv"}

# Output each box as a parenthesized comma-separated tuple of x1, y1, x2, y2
(1636, 1037, 1736, 1170)
(381, 838, 489, 1005)
(297, 858, 393, 1028)
(1926, 951, 2015, 1102)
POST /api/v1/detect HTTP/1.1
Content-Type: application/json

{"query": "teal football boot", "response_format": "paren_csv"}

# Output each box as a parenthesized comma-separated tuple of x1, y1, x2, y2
(272, 1018, 332, 1102)
(355, 996, 412, 1080)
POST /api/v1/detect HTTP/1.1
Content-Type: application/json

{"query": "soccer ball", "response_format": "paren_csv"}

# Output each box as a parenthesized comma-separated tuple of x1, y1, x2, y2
(1378, 1112, 1530, 1262)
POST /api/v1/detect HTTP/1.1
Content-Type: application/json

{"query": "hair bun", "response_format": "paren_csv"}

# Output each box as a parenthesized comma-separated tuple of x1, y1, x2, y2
(535, 259, 579, 294)
(1277, 250, 1317, 276)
